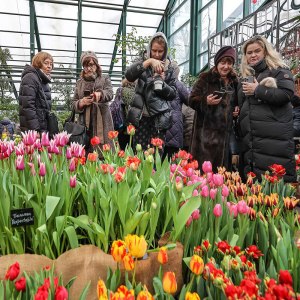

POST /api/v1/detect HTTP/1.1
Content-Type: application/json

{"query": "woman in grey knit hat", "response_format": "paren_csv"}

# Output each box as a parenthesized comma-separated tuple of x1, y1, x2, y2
(71, 51, 114, 154)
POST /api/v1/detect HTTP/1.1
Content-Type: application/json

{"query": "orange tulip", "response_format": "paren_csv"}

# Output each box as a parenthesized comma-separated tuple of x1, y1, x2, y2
(111, 285, 134, 300)
(137, 290, 154, 300)
(157, 247, 168, 265)
(127, 125, 136, 136)
(185, 292, 200, 300)
(97, 279, 108, 300)
(162, 272, 177, 295)
(111, 240, 127, 262)
(125, 234, 147, 258)
(190, 255, 204, 275)
(108, 130, 119, 140)
(87, 152, 98, 162)
(123, 253, 135, 271)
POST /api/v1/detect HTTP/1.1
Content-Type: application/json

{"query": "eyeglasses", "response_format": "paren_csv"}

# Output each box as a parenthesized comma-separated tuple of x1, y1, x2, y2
(83, 63, 96, 70)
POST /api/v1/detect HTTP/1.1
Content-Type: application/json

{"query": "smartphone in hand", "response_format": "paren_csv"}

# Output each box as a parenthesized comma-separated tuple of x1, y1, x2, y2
(84, 90, 92, 98)
(213, 91, 225, 99)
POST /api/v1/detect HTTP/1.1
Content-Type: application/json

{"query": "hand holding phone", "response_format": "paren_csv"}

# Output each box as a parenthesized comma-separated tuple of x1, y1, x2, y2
(213, 91, 225, 99)
(84, 90, 92, 98)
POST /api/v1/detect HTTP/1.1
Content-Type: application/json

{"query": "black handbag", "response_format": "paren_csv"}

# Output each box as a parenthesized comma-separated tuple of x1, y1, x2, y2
(40, 88, 59, 138)
(47, 111, 59, 138)
(63, 109, 89, 146)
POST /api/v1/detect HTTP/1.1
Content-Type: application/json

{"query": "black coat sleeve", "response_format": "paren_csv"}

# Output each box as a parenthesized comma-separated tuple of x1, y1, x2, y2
(19, 73, 40, 131)
(125, 61, 145, 82)
(255, 68, 294, 106)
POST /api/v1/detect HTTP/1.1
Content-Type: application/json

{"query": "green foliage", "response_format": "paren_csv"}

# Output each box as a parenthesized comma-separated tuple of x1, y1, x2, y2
(0, 47, 13, 101)
(113, 27, 151, 65)
(0, 98, 19, 123)
(180, 73, 198, 88)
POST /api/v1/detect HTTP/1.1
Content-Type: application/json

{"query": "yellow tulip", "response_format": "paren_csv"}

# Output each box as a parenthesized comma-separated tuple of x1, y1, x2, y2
(97, 279, 108, 300)
(137, 290, 154, 300)
(157, 247, 168, 265)
(111, 240, 127, 262)
(162, 272, 177, 295)
(125, 234, 147, 258)
(185, 292, 200, 300)
(190, 255, 204, 275)
(123, 253, 135, 271)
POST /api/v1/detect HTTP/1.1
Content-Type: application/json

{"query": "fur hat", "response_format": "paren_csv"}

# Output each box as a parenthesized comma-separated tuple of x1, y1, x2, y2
(214, 46, 236, 66)
(80, 51, 98, 65)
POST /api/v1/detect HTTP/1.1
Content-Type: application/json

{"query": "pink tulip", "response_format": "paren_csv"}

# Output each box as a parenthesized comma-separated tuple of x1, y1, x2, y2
(192, 189, 199, 197)
(70, 175, 77, 188)
(206, 172, 213, 183)
(27, 162, 36, 176)
(15, 155, 25, 171)
(22, 130, 38, 146)
(66, 147, 72, 159)
(192, 209, 200, 220)
(187, 181, 193, 186)
(48, 140, 60, 154)
(213, 174, 223, 187)
(186, 215, 193, 227)
(15, 143, 25, 156)
(209, 188, 217, 200)
(186, 168, 193, 177)
(54, 132, 71, 147)
(213, 204, 222, 217)
(229, 204, 238, 217)
(237, 200, 250, 215)
(170, 164, 177, 173)
(41, 132, 50, 147)
(69, 158, 76, 172)
(39, 162, 46, 177)
(202, 161, 212, 173)
(201, 185, 209, 197)
(222, 185, 229, 197)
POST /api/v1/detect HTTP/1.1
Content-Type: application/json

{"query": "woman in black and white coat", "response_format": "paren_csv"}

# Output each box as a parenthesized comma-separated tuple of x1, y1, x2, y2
(238, 35, 295, 182)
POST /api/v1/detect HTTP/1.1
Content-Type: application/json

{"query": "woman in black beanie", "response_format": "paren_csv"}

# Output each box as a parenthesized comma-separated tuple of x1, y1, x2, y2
(189, 46, 239, 172)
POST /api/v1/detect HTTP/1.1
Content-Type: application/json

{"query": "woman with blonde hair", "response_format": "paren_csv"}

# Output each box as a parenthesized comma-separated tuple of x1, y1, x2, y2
(72, 51, 114, 153)
(19, 51, 54, 133)
(237, 35, 295, 181)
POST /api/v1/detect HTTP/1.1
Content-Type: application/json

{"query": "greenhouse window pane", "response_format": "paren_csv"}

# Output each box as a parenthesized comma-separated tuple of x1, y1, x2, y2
(178, 61, 189, 78)
(170, 0, 190, 35)
(199, 1, 217, 53)
(199, 52, 209, 71)
(222, 0, 243, 29)
(171, 0, 188, 13)
(169, 23, 190, 65)
(249, 0, 267, 14)
(200, 0, 211, 9)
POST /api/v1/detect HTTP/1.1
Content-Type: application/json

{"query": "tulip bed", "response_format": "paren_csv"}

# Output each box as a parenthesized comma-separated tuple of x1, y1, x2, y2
(0, 129, 299, 299)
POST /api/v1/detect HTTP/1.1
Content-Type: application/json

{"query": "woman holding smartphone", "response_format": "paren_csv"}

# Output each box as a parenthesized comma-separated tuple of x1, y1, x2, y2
(72, 51, 114, 153)
(189, 46, 239, 172)
(238, 35, 295, 182)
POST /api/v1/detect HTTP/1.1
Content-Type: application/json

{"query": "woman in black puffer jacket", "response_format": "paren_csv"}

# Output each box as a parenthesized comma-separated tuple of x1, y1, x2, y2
(238, 35, 295, 182)
(125, 32, 177, 150)
(19, 51, 53, 133)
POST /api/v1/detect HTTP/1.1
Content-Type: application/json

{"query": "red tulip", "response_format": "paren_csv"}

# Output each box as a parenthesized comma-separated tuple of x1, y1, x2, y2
(55, 286, 68, 300)
(15, 277, 26, 291)
(90, 136, 101, 146)
(5, 262, 20, 281)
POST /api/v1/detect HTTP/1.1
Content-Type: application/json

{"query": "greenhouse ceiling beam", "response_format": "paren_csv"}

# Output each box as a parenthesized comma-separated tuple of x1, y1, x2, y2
(0, 30, 116, 42)
(109, 0, 130, 77)
(32, 0, 164, 15)
(33, 2, 41, 52)
(76, 0, 82, 79)
(0, 12, 157, 29)
(189, 0, 198, 75)
(157, 0, 176, 32)
(29, 0, 35, 60)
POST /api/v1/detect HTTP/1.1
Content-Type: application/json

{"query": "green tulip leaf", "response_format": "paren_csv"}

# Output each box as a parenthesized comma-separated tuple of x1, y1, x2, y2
(78, 281, 91, 300)
(64, 226, 79, 249)
(124, 211, 145, 236)
(45, 196, 60, 221)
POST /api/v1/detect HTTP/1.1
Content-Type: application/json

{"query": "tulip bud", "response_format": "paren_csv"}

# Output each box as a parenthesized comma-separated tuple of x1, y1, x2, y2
(70, 175, 76, 188)
(123, 253, 135, 271)
(162, 272, 177, 294)
(136, 144, 142, 152)
(190, 254, 204, 275)
(157, 247, 168, 264)
(39, 162, 46, 177)
(213, 204, 222, 217)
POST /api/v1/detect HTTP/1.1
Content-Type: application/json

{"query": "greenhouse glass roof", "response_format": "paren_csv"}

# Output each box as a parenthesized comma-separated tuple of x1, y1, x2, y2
(0, 0, 169, 93)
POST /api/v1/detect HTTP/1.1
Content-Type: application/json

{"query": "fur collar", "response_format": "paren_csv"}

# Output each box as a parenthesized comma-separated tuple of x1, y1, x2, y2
(199, 67, 238, 84)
